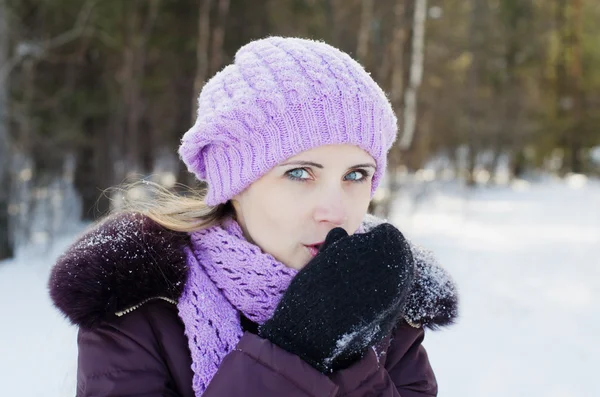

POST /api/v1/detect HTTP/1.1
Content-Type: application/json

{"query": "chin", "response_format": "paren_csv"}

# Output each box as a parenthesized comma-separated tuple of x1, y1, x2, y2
(297, 257, 312, 270)
(286, 258, 306, 271)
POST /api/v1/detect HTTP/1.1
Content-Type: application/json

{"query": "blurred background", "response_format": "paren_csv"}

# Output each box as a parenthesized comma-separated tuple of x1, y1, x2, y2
(0, 0, 598, 396)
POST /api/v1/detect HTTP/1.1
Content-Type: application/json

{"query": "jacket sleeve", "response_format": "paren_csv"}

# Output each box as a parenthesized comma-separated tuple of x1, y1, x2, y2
(204, 324, 437, 397)
(203, 332, 341, 397)
(75, 301, 193, 397)
(384, 323, 438, 396)
(327, 322, 438, 397)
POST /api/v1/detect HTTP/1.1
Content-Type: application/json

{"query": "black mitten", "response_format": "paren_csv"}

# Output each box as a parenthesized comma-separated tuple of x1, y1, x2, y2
(258, 223, 415, 373)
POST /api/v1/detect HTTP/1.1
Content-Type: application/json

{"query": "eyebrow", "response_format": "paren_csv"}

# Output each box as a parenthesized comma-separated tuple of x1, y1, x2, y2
(278, 161, 376, 170)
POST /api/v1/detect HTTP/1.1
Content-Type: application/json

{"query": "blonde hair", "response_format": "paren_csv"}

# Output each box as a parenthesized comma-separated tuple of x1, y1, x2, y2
(105, 179, 233, 233)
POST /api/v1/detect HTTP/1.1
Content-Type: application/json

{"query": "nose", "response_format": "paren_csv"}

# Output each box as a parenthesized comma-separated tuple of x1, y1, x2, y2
(312, 186, 348, 227)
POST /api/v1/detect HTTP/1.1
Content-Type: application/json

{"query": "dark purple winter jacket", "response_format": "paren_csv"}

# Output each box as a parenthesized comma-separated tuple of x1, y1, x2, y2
(48, 213, 458, 397)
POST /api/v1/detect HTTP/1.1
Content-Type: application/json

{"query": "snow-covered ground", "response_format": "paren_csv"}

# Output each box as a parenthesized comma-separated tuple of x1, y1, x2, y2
(1, 176, 598, 396)
(0, 232, 81, 396)
(391, 176, 600, 397)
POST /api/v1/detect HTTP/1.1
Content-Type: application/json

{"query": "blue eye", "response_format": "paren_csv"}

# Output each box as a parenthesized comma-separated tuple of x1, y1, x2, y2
(345, 170, 368, 182)
(286, 168, 370, 183)
(286, 168, 311, 181)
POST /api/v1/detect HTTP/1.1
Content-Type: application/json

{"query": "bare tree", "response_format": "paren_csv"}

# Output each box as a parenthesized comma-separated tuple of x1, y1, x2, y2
(356, 0, 374, 63)
(553, 0, 582, 174)
(209, 0, 230, 76)
(398, 0, 427, 150)
(389, 0, 407, 112)
(566, 0, 584, 173)
(325, 0, 347, 47)
(371, 0, 430, 218)
(179, 0, 214, 188)
(0, 0, 96, 258)
(466, 0, 487, 186)
(494, 0, 534, 181)
(120, 0, 161, 176)
(192, 0, 213, 120)
(0, 0, 97, 85)
(0, 0, 13, 260)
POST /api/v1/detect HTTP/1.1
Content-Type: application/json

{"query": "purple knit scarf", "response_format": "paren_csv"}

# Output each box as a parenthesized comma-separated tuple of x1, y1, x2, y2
(177, 218, 299, 396)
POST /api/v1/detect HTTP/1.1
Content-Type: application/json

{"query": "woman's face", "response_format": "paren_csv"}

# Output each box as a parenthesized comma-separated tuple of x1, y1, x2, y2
(231, 144, 375, 270)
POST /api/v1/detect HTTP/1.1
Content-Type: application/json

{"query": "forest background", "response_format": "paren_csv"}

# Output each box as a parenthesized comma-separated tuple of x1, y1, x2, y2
(1, 0, 599, 260)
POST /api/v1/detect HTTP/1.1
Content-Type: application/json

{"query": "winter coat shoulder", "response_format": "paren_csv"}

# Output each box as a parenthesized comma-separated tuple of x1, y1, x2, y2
(49, 212, 459, 396)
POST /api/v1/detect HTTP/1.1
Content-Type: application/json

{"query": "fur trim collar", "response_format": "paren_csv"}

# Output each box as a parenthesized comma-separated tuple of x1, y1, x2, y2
(49, 212, 458, 330)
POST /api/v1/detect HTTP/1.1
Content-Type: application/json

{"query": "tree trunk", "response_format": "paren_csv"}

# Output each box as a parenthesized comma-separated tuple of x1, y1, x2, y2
(356, 0, 374, 63)
(370, 0, 413, 218)
(15, 59, 37, 243)
(555, 0, 569, 174)
(499, 49, 518, 181)
(192, 0, 213, 120)
(466, 0, 486, 186)
(496, 1, 528, 182)
(325, 0, 345, 47)
(570, 0, 584, 173)
(181, 0, 213, 188)
(209, 0, 230, 76)
(389, 0, 407, 111)
(122, 0, 161, 176)
(74, 116, 112, 221)
(387, 0, 410, 172)
(554, 0, 586, 174)
(398, 0, 427, 150)
(0, 0, 14, 260)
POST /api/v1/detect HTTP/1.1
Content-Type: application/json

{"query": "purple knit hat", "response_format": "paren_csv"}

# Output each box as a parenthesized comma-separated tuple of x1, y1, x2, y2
(179, 36, 398, 206)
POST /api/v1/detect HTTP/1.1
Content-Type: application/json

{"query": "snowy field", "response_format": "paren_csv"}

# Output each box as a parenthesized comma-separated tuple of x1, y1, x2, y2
(391, 176, 600, 397)
(1, 176, 598, 396)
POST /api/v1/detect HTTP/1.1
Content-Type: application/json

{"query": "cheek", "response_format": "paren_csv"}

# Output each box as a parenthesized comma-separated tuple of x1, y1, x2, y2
(353, 182, 372, 203)
(258, 186, 304, 230)
(243, 185, 306, 260)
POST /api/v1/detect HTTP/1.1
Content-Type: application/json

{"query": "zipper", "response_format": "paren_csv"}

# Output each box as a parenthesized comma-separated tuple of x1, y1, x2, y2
(115, 296, 178, 317)
(115, 299, 421, 329)
(403, 316, 421, 329)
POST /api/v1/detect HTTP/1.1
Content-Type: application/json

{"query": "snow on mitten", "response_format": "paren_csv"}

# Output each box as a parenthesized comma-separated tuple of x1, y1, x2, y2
(258, 223, 415, 373)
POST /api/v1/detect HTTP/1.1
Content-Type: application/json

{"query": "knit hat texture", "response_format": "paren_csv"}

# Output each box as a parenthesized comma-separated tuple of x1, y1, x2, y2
(178, 36, 398, 206)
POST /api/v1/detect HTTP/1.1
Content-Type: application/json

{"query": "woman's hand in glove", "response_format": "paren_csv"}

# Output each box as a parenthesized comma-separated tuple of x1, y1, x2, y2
(258, 223, 415, 373)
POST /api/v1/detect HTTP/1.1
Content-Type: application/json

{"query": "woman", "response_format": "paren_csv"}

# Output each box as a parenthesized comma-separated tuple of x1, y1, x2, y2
(49, 36, 458, 397)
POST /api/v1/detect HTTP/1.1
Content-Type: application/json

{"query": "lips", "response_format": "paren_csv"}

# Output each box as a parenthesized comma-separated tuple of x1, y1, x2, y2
(304, 242, 324, 258)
